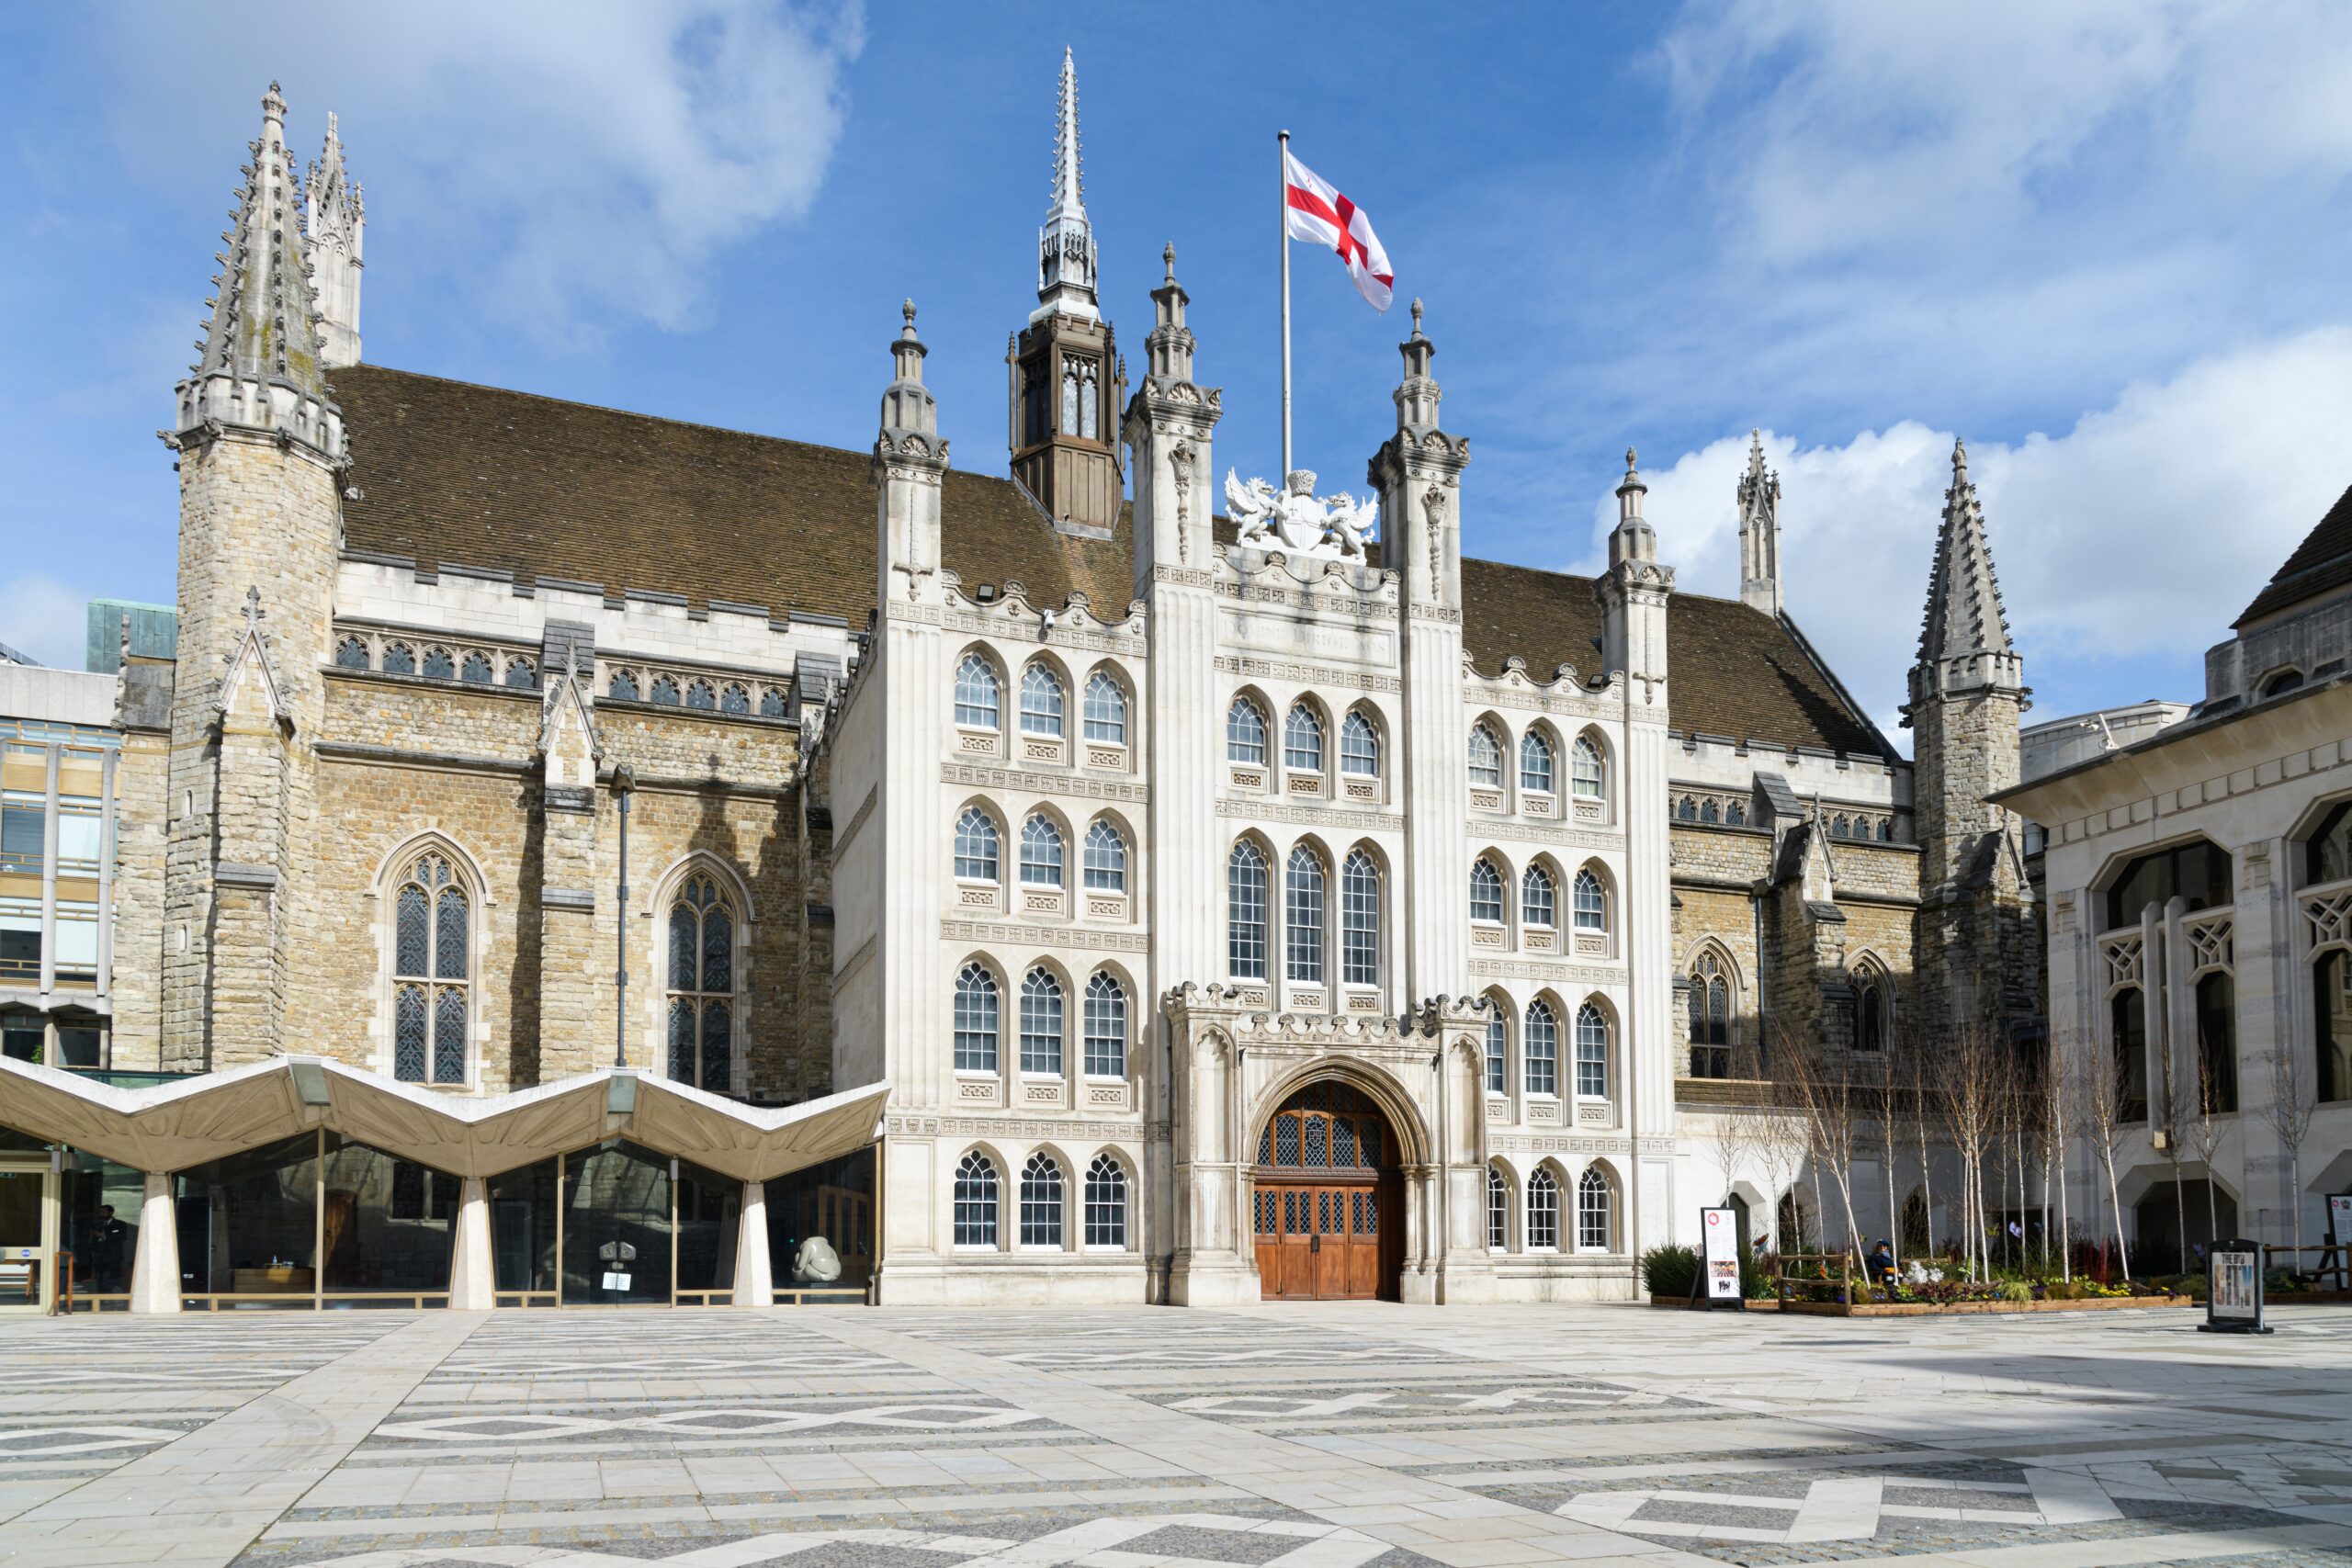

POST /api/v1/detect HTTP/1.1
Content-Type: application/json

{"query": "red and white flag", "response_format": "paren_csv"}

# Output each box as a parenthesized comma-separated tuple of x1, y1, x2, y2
(1283, 148, 1395, 311)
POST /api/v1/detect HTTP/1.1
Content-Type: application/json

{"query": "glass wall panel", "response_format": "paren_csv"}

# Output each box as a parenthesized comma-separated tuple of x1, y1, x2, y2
(673, 1159, 740, 1294)
(322, 1134, 455, 1295)
(560, 1140, 673, 1304)
(489, 1157, 558, 1293)
(765, 1147, 876, 1292)
(175, 1133, 319, 1298)
(61, 1150, 142, 1296)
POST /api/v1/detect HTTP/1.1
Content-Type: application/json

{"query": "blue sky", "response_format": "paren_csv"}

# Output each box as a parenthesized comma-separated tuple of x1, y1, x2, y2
(6, 2, 2352, 741)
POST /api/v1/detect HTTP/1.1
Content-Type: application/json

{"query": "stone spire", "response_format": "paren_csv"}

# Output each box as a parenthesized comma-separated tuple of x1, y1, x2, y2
(1034, 46, 1098, 322)
(304, 110, 364, 369)
(1907, 437, 2023, 706)
(1596, 448, 1673, 687)
(1736, 429, 1782, 616)
(875, 300, 948, 606)
(1145, 243, 1194, 386)
(175, 83, 342, 457)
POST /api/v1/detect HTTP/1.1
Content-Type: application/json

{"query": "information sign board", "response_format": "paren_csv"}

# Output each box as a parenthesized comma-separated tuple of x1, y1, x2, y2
(1700, 1206, 1742, 1306)
(2201, 1237, 2268, 1334)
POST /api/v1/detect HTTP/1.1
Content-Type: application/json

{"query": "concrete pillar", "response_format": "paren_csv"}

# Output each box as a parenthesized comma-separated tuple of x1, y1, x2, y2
(448, 1176, 495, 1309)
(129, 1171, 178, 1314)
(732, 1180, 772, 1305)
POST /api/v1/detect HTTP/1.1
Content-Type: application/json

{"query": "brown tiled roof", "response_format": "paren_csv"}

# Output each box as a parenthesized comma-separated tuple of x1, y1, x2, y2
(333, 364, 1887, 757)
(2236, 481, 2352, 627)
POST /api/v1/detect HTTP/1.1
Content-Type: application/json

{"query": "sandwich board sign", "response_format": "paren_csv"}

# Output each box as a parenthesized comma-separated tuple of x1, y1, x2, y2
(2200, 1237, 2268, 1335)
(1700, 1206, 1742, 1307)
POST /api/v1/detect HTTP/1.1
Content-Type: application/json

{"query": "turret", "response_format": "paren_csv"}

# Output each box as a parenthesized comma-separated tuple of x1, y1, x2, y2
(875, 301, 948, 607)
(1367, 299, 1467, 607)
(1737, 430, 1781, 616)
(305, 112, 364, 368)
(1596, 449, 1673, 690)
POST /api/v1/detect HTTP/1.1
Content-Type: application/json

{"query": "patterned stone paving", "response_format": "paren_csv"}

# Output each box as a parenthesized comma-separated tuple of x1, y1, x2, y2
(4, 1303, 2352, 1567)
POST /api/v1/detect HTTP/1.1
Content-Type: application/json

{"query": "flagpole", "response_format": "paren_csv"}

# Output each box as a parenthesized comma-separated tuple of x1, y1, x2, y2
(1278, 127, 1292, 479)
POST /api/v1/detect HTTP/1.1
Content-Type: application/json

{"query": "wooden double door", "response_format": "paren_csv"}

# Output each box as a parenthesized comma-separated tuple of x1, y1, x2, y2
(1250, 1081, 1403, 1301)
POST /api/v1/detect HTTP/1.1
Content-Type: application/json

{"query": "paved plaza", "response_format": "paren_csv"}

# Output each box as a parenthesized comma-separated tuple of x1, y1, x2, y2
(4, 1304, 2352, 1568)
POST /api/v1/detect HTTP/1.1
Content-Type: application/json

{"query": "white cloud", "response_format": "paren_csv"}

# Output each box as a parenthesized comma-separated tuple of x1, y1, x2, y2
(1587, 328, 2352, 727)
(0, 575, 93, 671)
(95, 0, 865, 343)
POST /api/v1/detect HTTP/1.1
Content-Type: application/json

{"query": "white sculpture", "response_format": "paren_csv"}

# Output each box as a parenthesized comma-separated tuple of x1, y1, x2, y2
(793, 1235, 842, 1283)
(1224, 468, 1378, 562)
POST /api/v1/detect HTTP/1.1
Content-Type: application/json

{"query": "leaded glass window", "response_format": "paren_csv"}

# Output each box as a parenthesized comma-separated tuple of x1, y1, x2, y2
(954, 807, 1001, 883)
(954, 964, 999, 1072)
(665, 872, 735, 1092)
(503, 657, 537, 690)
(1577, 1002, 1610, 1098)
(759, 686, 787, 718)
(1340, 711, 1379, 777)
(1084, 1154, 1126, 1247)
(1286, 846, 1326, 983)
(684, 679, 716, 711)
(1487, 1165, 1509, 1250)
(382, 641, 416, 676)
(1486, 1010, 1507, 1092)
(334, 636, 369, 670)
(606, 667, 639, 701)
(1082, 671, 1127, 744)
(1020, 814, 1065, 888)
(1227, 697, 1268, 763)
(1283, 704, 1325, 773)
(1021, 1153, 1064, 1247)
(1577, 1168, 1612, 1250)
(718, 682, 750, 715)
(1082, 971, 1125, 1077)
(391, 852, 468, 1085)
(1020, 967, 1064, 1075)
(1521, 731, 1555, 795)
(1688, 948, 1733, 1078)
(650, 673, 682, 706)
(954, 1152, 999, 1247)
(1573, 868, 1607, 932)
(459, 651, 493, 684)
(1229, 840, 1268, 979)
(1020, 663, 1065, 738)
(1470, 859, 1504, 924)
(1527, 1168, 1559, 1250)
(1571, 736, 1604, 797)
(1340, 850, 1380, 987)
(1524, 1000, 1557, 1097)
(955, 654, 1001, 728)
(1082, 819, 1126, 892)
(422, 646, 456, 681)
(1469, 723, 1502, 788)
(1521, 865, 1556, 929)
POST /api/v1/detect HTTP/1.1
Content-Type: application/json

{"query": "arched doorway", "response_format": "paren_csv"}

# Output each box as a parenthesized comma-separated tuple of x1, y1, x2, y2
(1250, 1080, 1404, 1301)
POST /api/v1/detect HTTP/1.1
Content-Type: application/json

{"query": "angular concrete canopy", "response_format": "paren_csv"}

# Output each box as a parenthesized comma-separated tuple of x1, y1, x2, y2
(0, 1055, 888, 1183)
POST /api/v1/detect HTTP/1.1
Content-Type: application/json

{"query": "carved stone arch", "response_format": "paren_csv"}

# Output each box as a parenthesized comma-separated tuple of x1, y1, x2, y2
(1246, 1054, 1434, 1169)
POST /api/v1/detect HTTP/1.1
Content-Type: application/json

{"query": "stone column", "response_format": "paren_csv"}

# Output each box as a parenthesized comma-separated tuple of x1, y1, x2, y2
(732, 1179, 773, 1305)
(128, 1171, 179, 1314)
(448, 1176, 495, 1309)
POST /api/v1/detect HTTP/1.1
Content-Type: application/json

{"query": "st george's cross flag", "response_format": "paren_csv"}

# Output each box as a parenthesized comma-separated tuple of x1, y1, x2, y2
(1283, 148, 1395, 311)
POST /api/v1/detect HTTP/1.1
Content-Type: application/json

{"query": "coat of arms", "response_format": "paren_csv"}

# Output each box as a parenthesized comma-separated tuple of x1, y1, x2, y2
(1225, 469, 1378, 562)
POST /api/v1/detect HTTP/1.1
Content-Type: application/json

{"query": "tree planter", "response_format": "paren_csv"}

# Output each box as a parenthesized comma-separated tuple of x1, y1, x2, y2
(1781, 1293, 2194, 1317)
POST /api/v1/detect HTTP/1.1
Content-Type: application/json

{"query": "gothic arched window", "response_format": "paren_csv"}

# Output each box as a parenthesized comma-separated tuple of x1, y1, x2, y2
(1571, 736, 1605, 798)
(1524, 1000, 1558, 1097)
(954, 963, 1000, 1072)
(1526, 1168, 1560, 1250)
(1468, 723, 1503, 788)
(1020, 814, 1066, 888)
(1688, 948, 1734, 1077)
(1726, 799, 1747, 827)
(954, 807, 1001, 883)
(1521, 865, 1556, 930)
(719, 682, 751, 715)
(422, 646, 456, 681)
(1082, 819, 1127, 892)
(1853, 968, 1886, 1053)
(503, 657, 537, 691)
(759, 686, 787, 718)
(605, 667, 638, 701)
(666, 872, 735, 1092)
(1577, 1168, 1613, 1250)
(650, 673, 682, 706)
(391, 851, 469, 1085)
(1020, 968, 1064, 1075)
(1286, 845, 1327, 982)
(1340, 711, 1380, 776)
(1576, 1003, 1611, 1098)
(334, 636, 369, 670)
(459, 651, 493, 685)
(1700, 798, 1720, 825)
(1021, 1152, 1065, 1247)
(1082, 671, 1128, 744)
(1083, 971, 1126, 1077)
(1227, 697, 1268, 763)
(1487, 1165, 1510, 1250)
(1284, 704, 1325, 773)
(383, 641, 416, 677)
(1469, 858, 1505, 924)
(1521, 731, 1555, 795)
(954, 1151, 1000, 1247)
(955, 654, 1002, 729)
(1340, 850, 1381, 986)
(1486, 1009, 1507, 1093)
(1084, 1154, 1127, 1247)
(1020, 664, 1066, 738)
(1229, 840, 1269, 978)
(1573, 869, 1608, 932)
(685, 679, 717, 712)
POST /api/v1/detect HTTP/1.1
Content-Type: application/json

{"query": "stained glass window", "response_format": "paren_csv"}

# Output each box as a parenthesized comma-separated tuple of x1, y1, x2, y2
(666, 873, 737, 1092)
(390, 852, 467, 1085)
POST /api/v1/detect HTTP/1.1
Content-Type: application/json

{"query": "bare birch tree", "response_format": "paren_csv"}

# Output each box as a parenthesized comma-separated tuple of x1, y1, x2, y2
(2074, 1025, 2133, 1282)
(1941, 1021, 2007, 1280)
(1777, 1026, 1866, 1264)
(2186, 1035, 2233, 1253)
(2270, 1028, 2316, 1255)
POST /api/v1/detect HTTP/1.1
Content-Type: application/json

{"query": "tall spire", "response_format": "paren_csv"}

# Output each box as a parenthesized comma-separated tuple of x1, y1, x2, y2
(1034, 46, 1098, 321)
(1736, 429, 1782, 616)
(1907, 437, 2023, 707)
(175, 83, 341, 457)
(305, 110, 365, 368)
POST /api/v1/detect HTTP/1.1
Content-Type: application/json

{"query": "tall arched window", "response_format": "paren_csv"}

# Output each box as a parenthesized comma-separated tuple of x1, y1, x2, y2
(1020, 664, 1066, 737)
(1524, 1000, 1558, 1096)
(1020, 968, 1065, 1075)
(1573, 868, 1607, 932)
(954, 1152, 1000, 1247)
(1227, 697, 1269, 763)
(1229, 841, 1269, 978)
(1340, 711, 1379, 776)
(1469, 858, 1505, 924)
(665, 872, 735, 1092)
(1020, 1153, 1064, 1247)
(1521, 731, 1555, 795)
(954, 807, 1001, 883)
(1082, 671, 1128, 744)
(391, 851, 469, 1085)
(955, 654, 1001, 728)
(1486, 1009, 1507, 1093)
(1853, 968, 1886, 1053)
(2196, 971, 2237, 1112)
(1468, 723, 1503, 788)
(1487, 1165, 1509, 1250)
(1084, 1154, 1127, 1247)
(1284, 704, 1326, 772)
(2316, 951, 2352, 1104)
(1688, 949, 1733, 1078)
(1340, 850, 1381, 986)
(1521, 865, 1556, 930)
(2113, 988, 2149, 1121)
(1571, 736, 1604, 798)
(954, 964, 1000, 1072)
(1083, 972, 1127, 1077)
(1526, 1168, 1560, 1250)
(1576, 1003, 1610, 1098)
(1082, 819, 1127, 892)
(1285, 846, 1326, 983)
(1577, 1168, 1613, 1250)
(1021, 814, 1066, 888)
